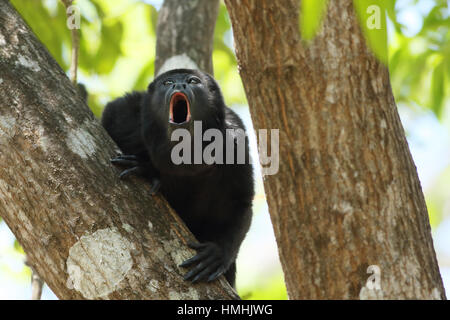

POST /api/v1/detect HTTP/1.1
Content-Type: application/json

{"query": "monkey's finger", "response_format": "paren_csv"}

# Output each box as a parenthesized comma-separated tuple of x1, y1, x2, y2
(179, 250, 210, 268)
(207, 266, 226, 282)
(149, 178, 161, 195)
(119, 166, 143, 179)
(183, 256, 216, 281)
(111, 158, 139, 167)
(192, 261, 222, 283)
(115, 154, 139, 160)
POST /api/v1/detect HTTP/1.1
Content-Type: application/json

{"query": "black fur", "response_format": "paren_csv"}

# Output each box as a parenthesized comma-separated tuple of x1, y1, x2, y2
(101, 69, 254, 287)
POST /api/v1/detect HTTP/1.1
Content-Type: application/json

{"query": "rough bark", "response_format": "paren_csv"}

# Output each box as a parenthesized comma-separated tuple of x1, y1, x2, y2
(225, 0, 446, 299)
(0, 0, 237, 300)
(154, 0, 220, 75)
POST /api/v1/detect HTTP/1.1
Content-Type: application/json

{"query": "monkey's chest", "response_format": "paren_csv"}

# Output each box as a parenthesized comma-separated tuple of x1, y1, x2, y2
(160, 176, 227, 234)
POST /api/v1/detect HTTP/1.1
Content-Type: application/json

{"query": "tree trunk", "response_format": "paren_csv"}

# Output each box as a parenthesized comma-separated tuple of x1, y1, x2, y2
(225, 0, 446, 299)
(0, 0, 237, 300)
(155, 0, 220, 75)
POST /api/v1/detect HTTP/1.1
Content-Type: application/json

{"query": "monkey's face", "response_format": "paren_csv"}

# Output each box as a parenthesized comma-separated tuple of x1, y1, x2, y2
(147, 69, 225, 137)
(143, 69, 226, 174)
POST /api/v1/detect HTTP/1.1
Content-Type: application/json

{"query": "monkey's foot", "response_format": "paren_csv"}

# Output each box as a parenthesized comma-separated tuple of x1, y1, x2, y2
(179, 242, 228, 283)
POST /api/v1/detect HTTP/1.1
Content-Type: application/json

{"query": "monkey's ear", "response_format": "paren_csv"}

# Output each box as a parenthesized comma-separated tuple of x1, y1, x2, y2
(147, 80, 156, 93)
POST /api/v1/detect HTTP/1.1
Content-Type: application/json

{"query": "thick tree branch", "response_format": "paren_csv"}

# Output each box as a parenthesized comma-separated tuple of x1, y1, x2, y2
(155, 0, 220, 75)
(225, 0, 446, 299)
(0, 0, 237, 300)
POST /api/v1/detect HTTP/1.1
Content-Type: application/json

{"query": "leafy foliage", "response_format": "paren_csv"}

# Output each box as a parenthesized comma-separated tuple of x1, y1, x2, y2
(10, 0, 71, 69)
(297, 0, 448, 119)
(389, 0, 449, 119)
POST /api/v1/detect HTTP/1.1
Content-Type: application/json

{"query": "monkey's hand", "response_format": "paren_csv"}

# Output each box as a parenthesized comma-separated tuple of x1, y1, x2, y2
(111, 154, 160, 194)
(179, 242, 229, 283)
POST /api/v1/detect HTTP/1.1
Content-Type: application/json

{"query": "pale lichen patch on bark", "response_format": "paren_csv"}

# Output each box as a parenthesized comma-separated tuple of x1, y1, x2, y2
(66, 227, 134, 299)
(36, 126, 51, 153)
(65, 126, 97, 159)
(16, 54, 41, 72)
(122, 223, 134, 233)
(168, 287, 200, 300)
(332, 200, 354, 215)
(147, 279, 160, 293)
(168, 290, 183, 300)
(162, 238, 190, 266)
(325, 83, 337, 103)
(0, 115, 16, 136)
(431, 288, 443, 300)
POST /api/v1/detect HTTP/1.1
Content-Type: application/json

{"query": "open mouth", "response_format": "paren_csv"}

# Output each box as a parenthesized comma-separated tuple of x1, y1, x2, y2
(169, 92, 191, 124)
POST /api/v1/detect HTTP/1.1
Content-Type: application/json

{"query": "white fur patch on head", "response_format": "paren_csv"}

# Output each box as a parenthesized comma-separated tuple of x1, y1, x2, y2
(157, 54, 199, 76)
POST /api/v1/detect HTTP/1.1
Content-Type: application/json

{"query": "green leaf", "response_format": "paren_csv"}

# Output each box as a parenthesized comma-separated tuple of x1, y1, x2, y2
(353, 0, 388, 64)
(388, 47, 403, 74)
(215, 4, 232, 40)
(147, 4, 158, 35)
(94, 21, 124, 74)
(430, 61, 445, 118)
(214, 4, 236, 65)
(299, 0, 329, 41)
(10, 0, 70, 69)
(13, 239, 24, 254)
(385, 0, 401, 32)
(133, 59, 155, 90)
(421, 4, 449, 33)
(90, 0, 106, 19)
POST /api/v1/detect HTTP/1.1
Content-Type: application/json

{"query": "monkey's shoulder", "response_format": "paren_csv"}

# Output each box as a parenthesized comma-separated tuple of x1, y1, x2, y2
(101, 91, 147, 155)
(102, 91, 145, 123)
(223, 107, 247, 131)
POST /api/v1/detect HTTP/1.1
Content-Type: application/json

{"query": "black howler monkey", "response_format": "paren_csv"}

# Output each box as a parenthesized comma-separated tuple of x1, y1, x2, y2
(101, 69, 254, 287)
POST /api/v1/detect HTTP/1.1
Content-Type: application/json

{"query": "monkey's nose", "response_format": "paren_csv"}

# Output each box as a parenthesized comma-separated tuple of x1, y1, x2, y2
(173, 83, 187, 91)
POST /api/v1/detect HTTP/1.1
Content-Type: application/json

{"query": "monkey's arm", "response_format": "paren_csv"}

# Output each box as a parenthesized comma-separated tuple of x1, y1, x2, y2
(102, 92, 161, 193)
(181, 157, 254, 284)
(180, 202, 252, 283)
(180, 110, 254, 284)
(102, 92, 146, 154)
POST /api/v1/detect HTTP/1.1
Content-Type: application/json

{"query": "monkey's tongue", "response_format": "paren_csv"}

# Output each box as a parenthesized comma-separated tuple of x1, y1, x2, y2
(170, 92, 191, 124)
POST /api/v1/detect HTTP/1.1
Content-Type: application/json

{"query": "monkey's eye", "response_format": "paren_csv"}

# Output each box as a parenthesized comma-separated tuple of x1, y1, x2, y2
(163, 80, 174, 86)
(187, 77, 201, 84)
